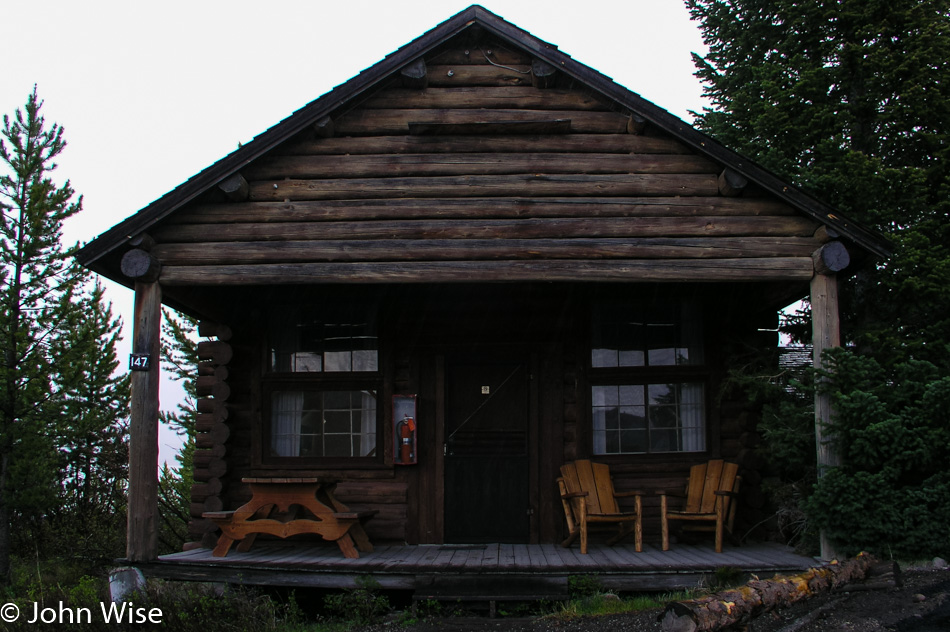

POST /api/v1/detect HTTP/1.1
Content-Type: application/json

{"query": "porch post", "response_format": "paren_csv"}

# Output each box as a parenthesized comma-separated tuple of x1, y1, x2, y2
(811, 266, 841, 561)
(124, 245, 162, 561)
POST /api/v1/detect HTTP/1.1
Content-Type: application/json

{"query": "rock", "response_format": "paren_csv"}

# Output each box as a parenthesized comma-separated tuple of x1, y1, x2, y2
(933, 557, 948, 569)
(913, 593, 927, 603)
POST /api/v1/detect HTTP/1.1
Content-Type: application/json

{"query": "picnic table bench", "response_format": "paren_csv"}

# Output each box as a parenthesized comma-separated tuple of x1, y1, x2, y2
(203, 477, 378, 558)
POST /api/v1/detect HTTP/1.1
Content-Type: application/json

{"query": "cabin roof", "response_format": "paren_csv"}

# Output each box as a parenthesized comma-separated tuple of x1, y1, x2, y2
(76, 4, 891, 280)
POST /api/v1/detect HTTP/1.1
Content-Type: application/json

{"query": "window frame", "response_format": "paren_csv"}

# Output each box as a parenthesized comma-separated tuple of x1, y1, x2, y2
(259, 302, 385, 469)
(587, 296, 710, 457)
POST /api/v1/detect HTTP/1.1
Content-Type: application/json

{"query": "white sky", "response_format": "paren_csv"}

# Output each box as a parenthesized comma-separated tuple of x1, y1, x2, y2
(1, 1, 710, 464)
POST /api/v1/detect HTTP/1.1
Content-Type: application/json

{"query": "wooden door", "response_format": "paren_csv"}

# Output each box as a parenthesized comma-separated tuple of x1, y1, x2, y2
(444, 353, 530, 543)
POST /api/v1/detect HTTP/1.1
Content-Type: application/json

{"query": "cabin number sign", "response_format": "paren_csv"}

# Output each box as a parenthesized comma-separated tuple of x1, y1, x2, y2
(129, 353, 151, 371)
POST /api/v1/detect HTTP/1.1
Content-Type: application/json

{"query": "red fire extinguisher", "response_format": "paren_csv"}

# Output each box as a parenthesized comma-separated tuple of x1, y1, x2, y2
(396, 414, 416, 464)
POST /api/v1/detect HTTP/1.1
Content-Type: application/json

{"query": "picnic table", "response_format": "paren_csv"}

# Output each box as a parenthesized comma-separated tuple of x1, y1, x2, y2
(203, 477, 377, 558)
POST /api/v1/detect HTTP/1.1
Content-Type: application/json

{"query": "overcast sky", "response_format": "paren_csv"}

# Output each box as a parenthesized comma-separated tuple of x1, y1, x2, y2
(1, 0, 710, 463)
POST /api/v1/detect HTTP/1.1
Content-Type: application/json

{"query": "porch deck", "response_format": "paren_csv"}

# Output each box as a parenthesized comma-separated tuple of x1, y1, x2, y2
(136, 541, 816, 598)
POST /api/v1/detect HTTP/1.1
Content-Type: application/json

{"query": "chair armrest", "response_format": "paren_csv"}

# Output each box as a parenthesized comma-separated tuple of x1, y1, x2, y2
(614, 490, 646, 498)
(561, 491, 589, 500)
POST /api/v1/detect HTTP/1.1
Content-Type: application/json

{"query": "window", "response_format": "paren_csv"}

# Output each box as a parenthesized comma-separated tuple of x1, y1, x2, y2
(590, 299, 706, 454)
(265, 305, 379, 460)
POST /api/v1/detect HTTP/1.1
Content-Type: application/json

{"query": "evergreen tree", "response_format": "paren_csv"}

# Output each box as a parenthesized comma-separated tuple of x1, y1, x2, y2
(44, 280, 129, 564)
(687, 0, 950, 366)
(0, 88, 85, 581)
(688, 0, 950, 556)
(157, 310, 197, 553)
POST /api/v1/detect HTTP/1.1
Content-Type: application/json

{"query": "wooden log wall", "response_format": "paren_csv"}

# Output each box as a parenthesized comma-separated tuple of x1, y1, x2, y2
(187, 322, 234, 549)
(550, 297, 778, 546)
(149, 36, 821, 286)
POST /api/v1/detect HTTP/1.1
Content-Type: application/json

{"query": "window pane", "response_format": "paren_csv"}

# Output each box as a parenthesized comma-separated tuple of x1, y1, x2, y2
(270, 390, 376, 458)
(619, 385, 644, 406)
(268, 306, 378, 373)
(621, 429, 647, 453)
(591, 382, 705, 455)
(591, 299, 703, 368)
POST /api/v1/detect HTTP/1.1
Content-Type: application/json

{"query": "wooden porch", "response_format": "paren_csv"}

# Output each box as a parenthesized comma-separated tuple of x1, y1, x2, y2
(135, 541, 816, 599)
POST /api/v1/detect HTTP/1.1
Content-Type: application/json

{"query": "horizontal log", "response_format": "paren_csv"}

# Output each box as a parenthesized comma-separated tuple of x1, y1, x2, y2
(158, 257, 816, 285)
(334, 108, 630, 135)
(120, 248, 161, 282)
(279, 133, 692, 155)
(312, 115, 334, 139)
(531, 58, 558, 88)
(813, 225, 841, 243)
(812, 241, 850, 275)
(218, 173, 249, 202)
(408, 120, 572, 135)
(717, 168, 748, 197)
(424, 64, 532, 87)
(243, 153, 718, 180)
(196, 398, 227, 416)
(190, 479, 222, 503)
(429, 47, 530, 66)
(194, 421, 230, 444)
(196, 340, 233, 365)
(193, 437, 226, 457)
(197, 363, 229, 380)
(660, 554, 875, 632)
(196, 376, 231, 401)
(399, 58, 427, 89)
(187, 518, 218, 534)
(154, 216, 818, 243)
(196, 409, 229, 428)
(153, 237, 819, 265)
(197, 321, 232, 340)
(248, 174, 720, 202)
(193, 459, 227, 481)
(128, 234, 156, 251)
(172, 197, 798, 224)
(361, 87, 606, 111)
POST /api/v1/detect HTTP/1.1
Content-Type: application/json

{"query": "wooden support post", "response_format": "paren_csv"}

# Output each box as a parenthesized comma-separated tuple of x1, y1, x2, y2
(127, 280, 161, 561)
(811, 270, 841, 561)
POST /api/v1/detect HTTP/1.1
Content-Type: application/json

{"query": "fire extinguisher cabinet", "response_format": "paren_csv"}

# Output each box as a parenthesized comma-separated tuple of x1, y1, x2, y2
(392, 394, 418, 465)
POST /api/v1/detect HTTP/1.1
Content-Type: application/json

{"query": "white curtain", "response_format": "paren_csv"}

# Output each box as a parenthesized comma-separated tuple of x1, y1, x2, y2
(679, 383, 706, 452)
(360, 391, 377, 457)
(591, 386, 608, 454)
(272, 391, 304, 456)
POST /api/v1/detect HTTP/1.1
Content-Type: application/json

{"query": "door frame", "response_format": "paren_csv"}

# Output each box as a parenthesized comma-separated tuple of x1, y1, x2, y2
(433, 344, 541, 544)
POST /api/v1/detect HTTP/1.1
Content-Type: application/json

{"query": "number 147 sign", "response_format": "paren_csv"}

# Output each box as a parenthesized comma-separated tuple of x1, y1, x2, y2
(129, 354, 151, 371)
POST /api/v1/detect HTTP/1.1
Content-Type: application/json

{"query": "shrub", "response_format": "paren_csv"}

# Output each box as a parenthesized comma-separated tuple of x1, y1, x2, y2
(322, 576, 390, 626)
(805, 348, 950, 559)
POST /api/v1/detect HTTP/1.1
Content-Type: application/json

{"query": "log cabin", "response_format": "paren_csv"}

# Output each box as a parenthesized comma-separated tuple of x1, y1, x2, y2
(77, 5, 890, 570)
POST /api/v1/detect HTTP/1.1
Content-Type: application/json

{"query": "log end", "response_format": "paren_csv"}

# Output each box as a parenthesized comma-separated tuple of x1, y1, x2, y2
(660, 603, 699, 632)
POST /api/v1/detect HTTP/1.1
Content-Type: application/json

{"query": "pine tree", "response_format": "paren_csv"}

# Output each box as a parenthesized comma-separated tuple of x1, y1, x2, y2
(687, 0, 950, 366)
(157, 310, 198, 552)
(44, 280, 129, 564)
(688, 0, 950, 557)
(0, 88, 87, 580)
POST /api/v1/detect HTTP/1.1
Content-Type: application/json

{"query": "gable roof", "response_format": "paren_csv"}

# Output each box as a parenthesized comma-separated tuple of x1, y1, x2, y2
(77, 4, 891, 279)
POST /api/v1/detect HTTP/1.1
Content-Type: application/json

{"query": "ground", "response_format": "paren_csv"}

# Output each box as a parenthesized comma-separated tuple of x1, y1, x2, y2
(365, 565, 950, 632)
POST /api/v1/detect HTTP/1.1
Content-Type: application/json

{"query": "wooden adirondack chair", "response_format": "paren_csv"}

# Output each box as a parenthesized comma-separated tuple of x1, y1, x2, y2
(659, 459, 741, 553)
(557, 459, 643, 554)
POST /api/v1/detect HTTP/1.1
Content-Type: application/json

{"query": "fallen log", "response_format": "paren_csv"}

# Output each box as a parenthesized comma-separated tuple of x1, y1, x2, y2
(659, 553, 875, 632)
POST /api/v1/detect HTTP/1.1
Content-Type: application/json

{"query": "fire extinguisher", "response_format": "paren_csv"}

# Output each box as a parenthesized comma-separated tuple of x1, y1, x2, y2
(397, 414, 416, 464)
